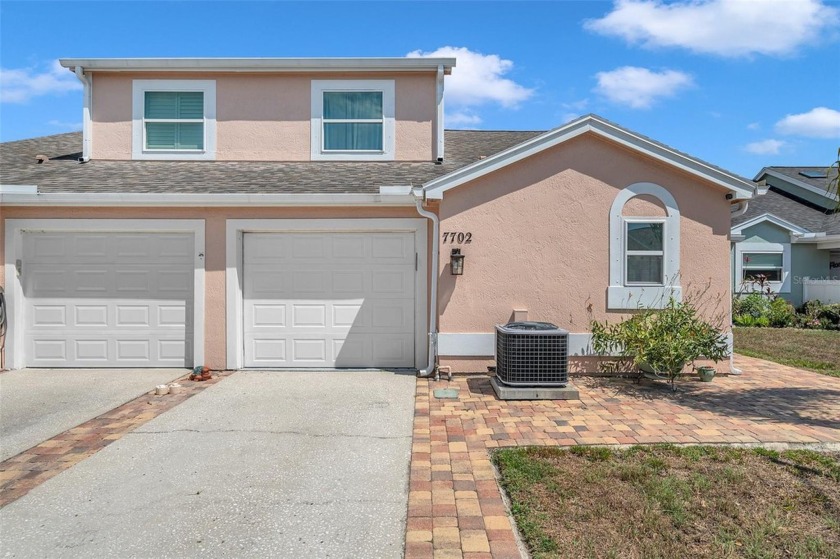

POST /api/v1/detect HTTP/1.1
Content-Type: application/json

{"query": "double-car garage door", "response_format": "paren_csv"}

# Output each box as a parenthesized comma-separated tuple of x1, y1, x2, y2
(16, 227, 417, 369)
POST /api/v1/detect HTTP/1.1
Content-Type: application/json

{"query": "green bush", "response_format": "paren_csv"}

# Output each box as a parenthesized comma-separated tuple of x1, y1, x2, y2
(733, 293, 771, 319)
(767, 297, 795, 327)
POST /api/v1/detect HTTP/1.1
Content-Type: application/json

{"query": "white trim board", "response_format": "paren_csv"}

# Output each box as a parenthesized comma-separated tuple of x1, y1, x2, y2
(0, 192, 417, 207)
(422, 114, 757, 200)
(3, 219, 205, 370)
(438, 332, 735, 360)
(225, 218, 428, 370)
(731, 213, 812, 236)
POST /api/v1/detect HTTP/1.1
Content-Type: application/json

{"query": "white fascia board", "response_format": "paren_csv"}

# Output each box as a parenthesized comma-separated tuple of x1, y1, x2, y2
(0, 185, 38, 194)
(0, 192, 417, 207)
(755, 169, 839, 203)
(60, 57, 456, 74)
(422, 115, 757, 200)
(731, 213, 812, 236)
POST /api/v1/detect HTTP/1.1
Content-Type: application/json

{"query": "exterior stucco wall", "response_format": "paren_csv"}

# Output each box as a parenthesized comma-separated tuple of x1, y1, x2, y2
(435, 134, 733, 371)
(1, 205, 420, 370)
(91, 71, 435, 161)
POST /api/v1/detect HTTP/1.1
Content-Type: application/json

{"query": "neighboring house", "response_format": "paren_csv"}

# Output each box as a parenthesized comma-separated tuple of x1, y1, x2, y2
(732, 167, 840, 306)
(0, 57, 761, 373)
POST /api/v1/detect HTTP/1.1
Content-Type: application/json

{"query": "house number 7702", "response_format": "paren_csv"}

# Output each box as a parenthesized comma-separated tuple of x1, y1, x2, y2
(442, 232, 472, 244)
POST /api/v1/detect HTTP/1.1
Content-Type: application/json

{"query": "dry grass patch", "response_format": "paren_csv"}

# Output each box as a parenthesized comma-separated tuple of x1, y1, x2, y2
(494, 445, 840, 559)
(734, 327, 840, 377)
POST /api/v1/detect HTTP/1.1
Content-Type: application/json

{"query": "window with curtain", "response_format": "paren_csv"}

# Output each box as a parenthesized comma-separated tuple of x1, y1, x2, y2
(322, 91, 383, 151)
(625, 221, 665, 285)
(742, 252, 783, 282)
(144, 91, 204, 150)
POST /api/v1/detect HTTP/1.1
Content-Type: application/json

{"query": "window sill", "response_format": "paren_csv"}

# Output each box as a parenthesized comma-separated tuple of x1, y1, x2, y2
(607, 285, 682, 310)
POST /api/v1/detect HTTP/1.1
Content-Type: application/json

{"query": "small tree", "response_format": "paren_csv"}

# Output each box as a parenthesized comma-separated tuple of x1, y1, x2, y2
(590, 297, 730, 389)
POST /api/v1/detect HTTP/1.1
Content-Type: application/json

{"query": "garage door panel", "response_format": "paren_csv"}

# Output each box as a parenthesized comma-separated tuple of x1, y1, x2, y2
(23, 232, 194, 368)
(243, 231, 415, 368)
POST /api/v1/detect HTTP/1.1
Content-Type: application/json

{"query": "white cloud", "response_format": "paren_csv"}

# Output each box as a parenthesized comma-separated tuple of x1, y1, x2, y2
(446, 110, 483, 127)
(585, 0, 838, 57)
(47, 119, 82, 131)
(406, 46, 534, 122)
(0, 60, 81, 104)
(593, 66, 693, 109)
(774, 107, 840, 138)
(744, 139, 786, 155)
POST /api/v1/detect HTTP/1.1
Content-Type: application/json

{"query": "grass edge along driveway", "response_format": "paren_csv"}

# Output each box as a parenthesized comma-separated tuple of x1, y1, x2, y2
(494, 444, 840, 559)
(733, 327, 840, 378)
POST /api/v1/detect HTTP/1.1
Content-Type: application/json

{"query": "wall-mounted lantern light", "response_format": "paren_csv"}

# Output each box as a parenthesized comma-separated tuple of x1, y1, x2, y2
(450, 248, 465, 275)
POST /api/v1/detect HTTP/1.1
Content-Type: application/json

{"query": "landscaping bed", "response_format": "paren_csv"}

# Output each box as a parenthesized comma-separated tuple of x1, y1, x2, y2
(494, 445, 840, 559)
(734, 327, 840, 377)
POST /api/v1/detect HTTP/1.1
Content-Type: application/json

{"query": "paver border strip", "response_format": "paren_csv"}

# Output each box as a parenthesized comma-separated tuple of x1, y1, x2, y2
(0, 371, 232, 508)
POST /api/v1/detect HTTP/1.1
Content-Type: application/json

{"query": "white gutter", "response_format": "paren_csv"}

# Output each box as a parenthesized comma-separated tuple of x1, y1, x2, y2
(413, 190, 440, 380)
(730, 200, 749, 218)
(60, 57, 456, 74)
(434, 64, 445, 162)
(0, 192, 418, 207)
(73, 67, 92, 162)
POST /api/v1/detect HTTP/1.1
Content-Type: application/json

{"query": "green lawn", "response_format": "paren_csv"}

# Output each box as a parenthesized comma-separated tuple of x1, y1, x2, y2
(494, 445, 840, 559)
(733, 327, 840, 377)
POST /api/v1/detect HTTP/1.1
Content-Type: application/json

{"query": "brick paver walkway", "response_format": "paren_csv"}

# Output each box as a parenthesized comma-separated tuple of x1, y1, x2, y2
(405, 355, 840, 558)
(0, 372, 231, 508)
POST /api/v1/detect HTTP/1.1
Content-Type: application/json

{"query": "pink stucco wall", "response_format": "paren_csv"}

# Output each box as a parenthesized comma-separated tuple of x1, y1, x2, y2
(91, 71, 436, 161)
(0, 206, 419, 370)
(435, 134, 732, 370)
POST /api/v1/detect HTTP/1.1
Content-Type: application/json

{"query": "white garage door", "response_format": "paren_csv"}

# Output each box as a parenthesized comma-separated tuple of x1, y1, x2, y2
(243, 232, 416, 368)
(22, 232, 194, 368)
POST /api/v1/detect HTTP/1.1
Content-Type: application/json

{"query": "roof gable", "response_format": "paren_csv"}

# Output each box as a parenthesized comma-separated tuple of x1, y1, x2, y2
(421, 114, 757, 200)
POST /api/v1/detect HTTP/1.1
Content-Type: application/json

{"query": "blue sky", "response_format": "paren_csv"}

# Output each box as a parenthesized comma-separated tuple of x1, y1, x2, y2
(1, 0, 839, 178)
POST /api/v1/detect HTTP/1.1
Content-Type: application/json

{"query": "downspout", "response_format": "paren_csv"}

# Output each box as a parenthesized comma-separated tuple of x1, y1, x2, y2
(74, 67, 92, 162)
(434, 64, 445, 162)
(414, 190, 440, 380)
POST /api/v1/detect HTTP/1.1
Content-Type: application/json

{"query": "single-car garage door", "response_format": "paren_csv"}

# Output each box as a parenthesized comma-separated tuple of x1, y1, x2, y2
(22, 232, 194, 368)
(243, 232, 415, 368)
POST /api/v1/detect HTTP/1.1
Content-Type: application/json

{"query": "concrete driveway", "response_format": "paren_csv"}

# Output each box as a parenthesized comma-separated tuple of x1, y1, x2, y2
(0, 368, 186, 461)
(0, 370, 416, 558)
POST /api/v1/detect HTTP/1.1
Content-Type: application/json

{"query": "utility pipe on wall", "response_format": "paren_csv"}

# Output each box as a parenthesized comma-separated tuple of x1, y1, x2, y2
(73, 67, 92, 162)
(414, 192, 440, 380)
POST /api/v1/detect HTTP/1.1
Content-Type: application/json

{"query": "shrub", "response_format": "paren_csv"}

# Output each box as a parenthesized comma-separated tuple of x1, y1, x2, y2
(767, 297, 795, 327)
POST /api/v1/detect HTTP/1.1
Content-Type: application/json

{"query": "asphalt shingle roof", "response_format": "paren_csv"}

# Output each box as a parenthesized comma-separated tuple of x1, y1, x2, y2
(0, 130, 544, 194)
(733, 188, 840, 235)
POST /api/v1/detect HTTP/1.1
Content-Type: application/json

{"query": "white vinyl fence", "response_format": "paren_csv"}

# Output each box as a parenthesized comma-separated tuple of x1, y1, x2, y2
(802, 279, 840, 304)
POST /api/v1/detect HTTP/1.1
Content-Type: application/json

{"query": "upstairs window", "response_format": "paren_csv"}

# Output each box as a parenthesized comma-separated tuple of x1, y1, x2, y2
(132, 80, 216, 160)
(625, 221, 665, 285)
(323, 91, 383, 151)
(311, 80, 395, 161)
(144, 92, 205, 151)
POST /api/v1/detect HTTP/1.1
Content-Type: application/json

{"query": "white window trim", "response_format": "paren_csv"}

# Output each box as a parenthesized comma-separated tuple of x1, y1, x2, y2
(734, 241, 791, 294)
(225, 218, 427, 370)
(608, 182, 681, 309)
(310, 80, 395, 161)
(132, 79, 216, 160)
(3, 219, 205, 370)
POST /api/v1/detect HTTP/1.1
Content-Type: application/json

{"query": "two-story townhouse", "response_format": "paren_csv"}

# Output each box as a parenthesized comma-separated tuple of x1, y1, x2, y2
(0, 57, 761, 374)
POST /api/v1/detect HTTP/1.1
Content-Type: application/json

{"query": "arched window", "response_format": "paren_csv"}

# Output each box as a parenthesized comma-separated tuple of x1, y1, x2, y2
(608, 182, 681, 309)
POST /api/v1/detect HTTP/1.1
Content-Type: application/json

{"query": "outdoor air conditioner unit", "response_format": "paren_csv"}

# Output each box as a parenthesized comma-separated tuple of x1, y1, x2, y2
(495, 322, 569, 387)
